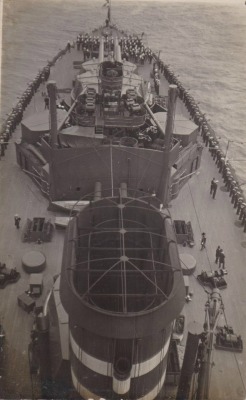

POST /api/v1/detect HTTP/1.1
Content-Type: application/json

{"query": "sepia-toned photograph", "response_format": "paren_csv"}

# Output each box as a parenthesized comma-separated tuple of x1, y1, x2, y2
(0, 0, 245, 399)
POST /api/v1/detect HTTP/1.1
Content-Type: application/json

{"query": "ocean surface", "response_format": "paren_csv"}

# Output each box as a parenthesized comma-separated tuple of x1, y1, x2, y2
(1, 0, 246, 191)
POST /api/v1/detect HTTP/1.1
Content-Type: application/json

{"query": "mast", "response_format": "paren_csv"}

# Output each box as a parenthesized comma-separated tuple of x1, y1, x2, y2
(176, 322, 203, 400)
(47, 81, 58, 147)
(104, 0, 111, 25)
(108, 0, 111, 24)
(196, 289, 223, 400)
(157, 84, 178, 206)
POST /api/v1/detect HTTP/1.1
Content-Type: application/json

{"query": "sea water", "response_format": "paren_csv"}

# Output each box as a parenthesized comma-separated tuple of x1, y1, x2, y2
(1, 0, 246, 191)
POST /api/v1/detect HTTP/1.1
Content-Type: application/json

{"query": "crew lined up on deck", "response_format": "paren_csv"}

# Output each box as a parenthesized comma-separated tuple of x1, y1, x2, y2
(76, 33, 154, 65)
(0, 43, 75, 156)
(119, 36, 154, 64)
(0, 64, 51, 159)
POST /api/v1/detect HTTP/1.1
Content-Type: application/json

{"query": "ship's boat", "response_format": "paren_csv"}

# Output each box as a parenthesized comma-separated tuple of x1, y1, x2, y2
(12, 4, 206, 400)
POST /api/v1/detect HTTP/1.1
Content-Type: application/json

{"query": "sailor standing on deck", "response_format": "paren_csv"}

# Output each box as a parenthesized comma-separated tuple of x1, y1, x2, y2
(0, 137, 5, 157)
(14, 215, 21, 229)
(76, 36, 80, 51)
(219, 251, 225, 269)
(212, 180, 218, 199)
(44, 95, 49, 110)
(210, 178, 216, 195)
(200, 232, 206, 250)
(215, 246, 222, 264)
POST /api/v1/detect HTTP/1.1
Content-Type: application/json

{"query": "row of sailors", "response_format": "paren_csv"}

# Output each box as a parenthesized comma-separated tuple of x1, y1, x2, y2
(207, 141, 246, 230)
(1, 43, 72, 157)
(75, 34, 145, 50)
(153, 59, 206, 128)
(151, 57, 246, 221)
(153, 64, 160, 95)
(0, 42, 74, 153)
(120, 38, 154, 64)
(75, 33, 154, 64)
(76, 34, 100, 51)
(0, 65, 51, 157)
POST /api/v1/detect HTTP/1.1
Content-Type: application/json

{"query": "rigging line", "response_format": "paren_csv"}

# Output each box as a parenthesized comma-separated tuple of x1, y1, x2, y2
(119, 194, 127, 312)
(87, 232, 92, 292)
(135, 151, 157, 192)
(88, 135, 114, 174)
(149, 232, 158, 294)
(187, 180, 213, 272)
(55, 144, 111, 172)
(55, 146, 106, 164)
(113, 145, 164, 168)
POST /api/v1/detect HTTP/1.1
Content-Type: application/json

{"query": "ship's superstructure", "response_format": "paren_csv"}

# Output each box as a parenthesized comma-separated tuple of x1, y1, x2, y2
(15, 29, 202, 205)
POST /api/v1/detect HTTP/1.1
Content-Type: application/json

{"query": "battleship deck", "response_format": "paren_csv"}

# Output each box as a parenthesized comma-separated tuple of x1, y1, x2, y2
(0, 45, 245, 399)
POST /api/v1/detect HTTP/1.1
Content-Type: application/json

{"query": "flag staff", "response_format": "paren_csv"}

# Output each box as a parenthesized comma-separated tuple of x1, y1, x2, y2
(103, 0, 111, 26)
